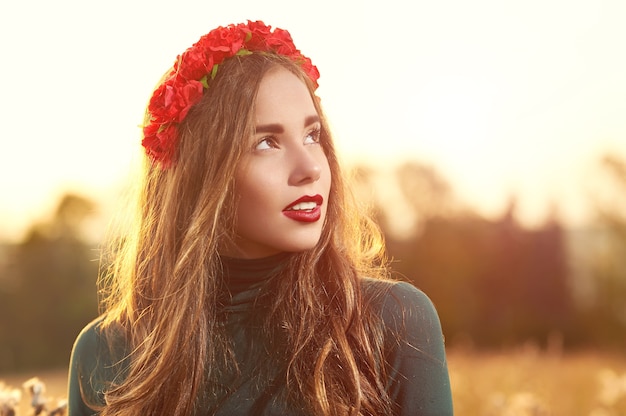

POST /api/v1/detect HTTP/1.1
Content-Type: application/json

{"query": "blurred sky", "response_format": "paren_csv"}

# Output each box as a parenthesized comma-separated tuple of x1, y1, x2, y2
(1, 0, 625, 242)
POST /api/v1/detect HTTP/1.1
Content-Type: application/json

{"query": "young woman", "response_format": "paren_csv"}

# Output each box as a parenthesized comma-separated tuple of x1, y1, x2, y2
(68, 21, 453, 415)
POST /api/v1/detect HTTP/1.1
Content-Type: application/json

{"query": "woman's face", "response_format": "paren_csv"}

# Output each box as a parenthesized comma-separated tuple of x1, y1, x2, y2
(227, 67, 331, 259)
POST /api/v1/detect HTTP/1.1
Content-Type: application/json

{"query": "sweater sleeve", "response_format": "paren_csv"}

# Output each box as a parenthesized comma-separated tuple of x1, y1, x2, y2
(68, 317, 121, 416)
(380, 281, 454, 415)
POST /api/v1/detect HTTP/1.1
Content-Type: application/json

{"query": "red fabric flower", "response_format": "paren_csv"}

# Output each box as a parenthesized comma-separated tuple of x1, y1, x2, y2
(142, 20, 320, 167)
(141, 123, 178, 168)
(163, 80, 204, 122)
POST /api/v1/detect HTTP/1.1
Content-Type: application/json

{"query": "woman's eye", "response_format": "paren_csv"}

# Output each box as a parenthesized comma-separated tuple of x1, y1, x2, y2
(304, 128, 321, 145)
(255, 137, 277, 150)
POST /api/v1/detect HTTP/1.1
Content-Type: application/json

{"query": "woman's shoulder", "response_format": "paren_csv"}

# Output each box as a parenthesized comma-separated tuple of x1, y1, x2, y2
(362, 278, 446, 358)
(71, 314, 128, 368)
(72, 316, 106, 354)
(362, 279, 454, 414)
(362, 278, 439, 324)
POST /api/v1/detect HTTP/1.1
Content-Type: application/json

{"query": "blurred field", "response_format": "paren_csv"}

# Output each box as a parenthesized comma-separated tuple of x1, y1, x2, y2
(2, 348, 626, 415)
(448, 346, 626, 415)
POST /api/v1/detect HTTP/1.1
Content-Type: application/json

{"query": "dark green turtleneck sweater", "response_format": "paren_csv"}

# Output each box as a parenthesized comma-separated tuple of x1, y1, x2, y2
(68, 254, 453, 415)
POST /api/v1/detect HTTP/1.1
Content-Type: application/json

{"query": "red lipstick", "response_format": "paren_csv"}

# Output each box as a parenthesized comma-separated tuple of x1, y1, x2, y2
(282, 194, 323, 223)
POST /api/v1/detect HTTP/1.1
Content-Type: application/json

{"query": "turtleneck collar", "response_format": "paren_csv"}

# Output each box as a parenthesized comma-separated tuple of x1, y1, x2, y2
(220, 252, 292, 312)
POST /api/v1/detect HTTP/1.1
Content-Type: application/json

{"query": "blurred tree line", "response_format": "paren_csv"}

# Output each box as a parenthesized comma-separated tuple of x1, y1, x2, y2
(353, 154, 626, 351)
(0, 155, 625, 372)
(0, 194, 99, 372)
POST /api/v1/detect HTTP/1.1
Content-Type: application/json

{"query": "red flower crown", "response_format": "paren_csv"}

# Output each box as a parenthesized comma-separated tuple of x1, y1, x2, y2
(141, 20, 320, 167)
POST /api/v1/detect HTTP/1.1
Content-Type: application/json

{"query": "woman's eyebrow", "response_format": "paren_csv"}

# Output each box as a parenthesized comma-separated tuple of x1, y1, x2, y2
(255, 123, 283, 134)
(304, 115, 320, 127)
(255, 115, 320, 134)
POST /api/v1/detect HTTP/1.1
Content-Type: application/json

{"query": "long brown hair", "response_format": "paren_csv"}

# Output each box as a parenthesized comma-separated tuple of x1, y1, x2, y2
(98, 52, 394, 415)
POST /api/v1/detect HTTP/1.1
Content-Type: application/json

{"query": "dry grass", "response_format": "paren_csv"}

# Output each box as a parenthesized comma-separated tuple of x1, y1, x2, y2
(1, 348, 626, 415)
(0, 369, 67, 415)
(448, 346, 626, 415)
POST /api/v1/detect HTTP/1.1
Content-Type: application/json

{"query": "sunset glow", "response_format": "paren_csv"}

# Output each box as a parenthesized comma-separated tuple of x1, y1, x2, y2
(1, 0, 625, 242)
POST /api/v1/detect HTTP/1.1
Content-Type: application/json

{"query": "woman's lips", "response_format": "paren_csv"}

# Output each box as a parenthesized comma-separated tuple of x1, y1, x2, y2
(283, 195, 323, 223)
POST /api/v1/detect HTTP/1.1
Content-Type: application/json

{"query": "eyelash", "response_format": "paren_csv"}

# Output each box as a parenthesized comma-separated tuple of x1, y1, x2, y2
(254, 127, 322, 150)
(305, 127, 322, 144)
(255, 136, 278, 150)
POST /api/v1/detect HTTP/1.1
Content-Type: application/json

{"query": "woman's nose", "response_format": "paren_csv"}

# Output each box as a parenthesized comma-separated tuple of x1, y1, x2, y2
(288, 146, 323, 186)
